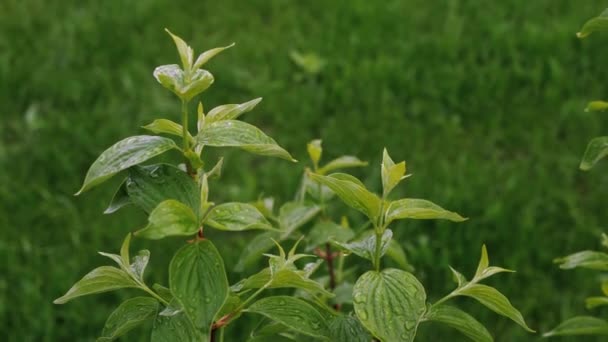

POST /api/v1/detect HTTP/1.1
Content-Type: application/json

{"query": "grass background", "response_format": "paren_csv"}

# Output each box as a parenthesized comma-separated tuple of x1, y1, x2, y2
(2, 0, 608, 340)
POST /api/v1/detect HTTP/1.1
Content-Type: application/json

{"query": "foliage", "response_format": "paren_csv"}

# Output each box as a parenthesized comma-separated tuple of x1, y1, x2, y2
(544, 9, 608, 338)
(53, 32, 535, 341)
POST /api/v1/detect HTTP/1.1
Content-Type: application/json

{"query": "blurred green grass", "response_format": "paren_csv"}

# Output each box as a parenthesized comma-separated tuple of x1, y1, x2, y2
(2, 0, 608, 340)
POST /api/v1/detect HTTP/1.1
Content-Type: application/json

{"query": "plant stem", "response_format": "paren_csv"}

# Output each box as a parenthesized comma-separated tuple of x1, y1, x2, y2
(181, 99, 194, 176)
(140, 284, 170, 306)
(181, 99, 190, 151)
(373, 229, 383, 272)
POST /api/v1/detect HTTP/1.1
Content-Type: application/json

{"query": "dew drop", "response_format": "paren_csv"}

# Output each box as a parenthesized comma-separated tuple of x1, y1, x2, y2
(353, 292, 367, 304)
(358, 309, 368, 321)
(204, 297, 211, 303)
(279, 299, 286, 305)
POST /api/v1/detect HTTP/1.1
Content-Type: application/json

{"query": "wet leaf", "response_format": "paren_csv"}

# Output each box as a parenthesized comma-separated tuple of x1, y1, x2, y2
(424, 304, 492, 342)
(332, 229, 392, 263)
(197, 120, 295, 161)
(580, 137, 608, 170)
(142, 119, 192, 142)
(247, 296, 331, 339)
(169, 240, 228, 339)
(381, 149, 407, 196)
(353, 268, 427, 342)
(165, 29, 193, 70)
(151, 310, 203, 342)
(206, 98, 262, 124)
(329, 314, 371, 342)
(54, 266, 137, 304)
(458, 284, 534, 332)
(124, 164, 200, 216)
(153, 65, 214, 101)
(77, 136, 178, 194)
(385, 198, 466, 225)
(104, 180, 132, 214)
(97, 297, 158, 341)
(192, 43, 235, 70)
(308, 172, 381, 220)
(205, 202, 274, 231)
(135, 200, 198, 239)
(544, 316, 608, 337)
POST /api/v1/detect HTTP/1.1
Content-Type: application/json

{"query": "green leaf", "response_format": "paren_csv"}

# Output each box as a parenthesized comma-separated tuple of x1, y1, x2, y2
(54, 266, 137, 304)
(329, 314, 371, 342)
(206, 98, 262, 124)
(135, 200, 198, 239)
(153, 65, 214, 101)
(318, 156, 368, 175)
(278, 202, 321, 237)
(385, 239, 414, 272)
(458, 284, 534, 332)
(165, 29, 193, 70)
(586, 296, 608, 309)
(381, 149, 407, 196)
(152, 284, 173, 303)
(97, 297, 158, 342)
(580, 137, 608, 170)
(151, 310, 203, 342)
(308, 172, 381, 220)
(353, 268, 427, 342)
(104, 180, 132, 214)
(234, 232, 279, 272)
(544, 316, 608, 337)
(473, 245, 513, 281)
(307, 139, 323, 169)
(77, 136, 178, 194)
(142, 119, 192, 142)
(303, 174, 335, 202)
(385, 198, 466, 225)
(585, 101, 608, 112)
(577, 9, 608, 38)
(129, 250, 150, 282)
(554, 250, 608, 270)
(192, 43, 235, 70)
(332, 229, 392, 263)
(197, 120, 295, 161)
(450, 266, 468, 287)
(120, 233, 131, 266)
(125, 164, 200, 215)
(307, 221, 355, 251)
(205, 202, 274, 231)
(247, 296, 331, 339)
(424, 304, 492, 342)
(169, 240, 228, 338)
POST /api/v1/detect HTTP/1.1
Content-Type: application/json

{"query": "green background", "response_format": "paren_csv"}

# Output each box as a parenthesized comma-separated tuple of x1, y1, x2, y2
(2, 0, 608, 340)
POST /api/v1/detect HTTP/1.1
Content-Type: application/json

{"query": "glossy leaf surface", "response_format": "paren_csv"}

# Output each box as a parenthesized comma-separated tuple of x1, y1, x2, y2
(424, 304, 492, 342)
(206, 98, 262, 124)
(135, 200, 198, 239)
(247, 296, 331, 339)
(169, 240, 228, 338)
(77, 136, 177, 194)
(385, 198, 466, 225)
(54, 266, 137, 304)
(197, 120, 295, 161)
(205, 202, 274, 231)
(580, 137, 608, 170)
(97, 297, 158, 341)
(353, 268, 427, 341)
(544, 316, 608, 337)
